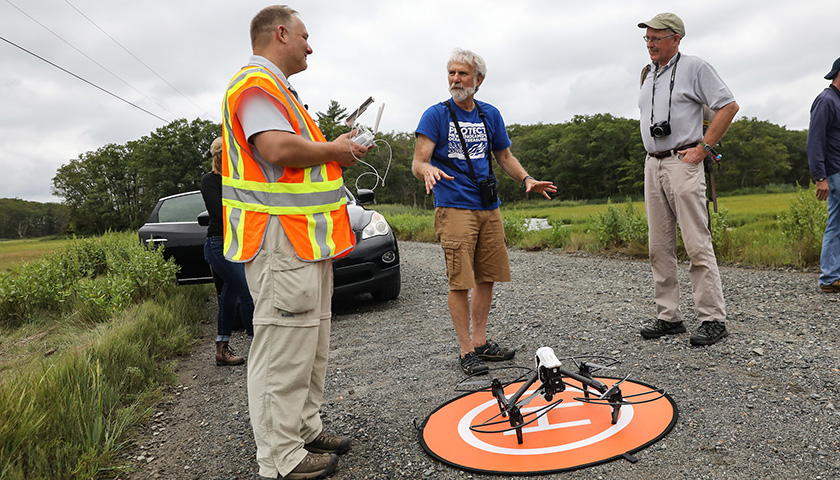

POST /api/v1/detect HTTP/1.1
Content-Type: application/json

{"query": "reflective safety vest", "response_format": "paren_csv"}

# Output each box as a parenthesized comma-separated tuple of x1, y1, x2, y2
(221, 65, 355, 262)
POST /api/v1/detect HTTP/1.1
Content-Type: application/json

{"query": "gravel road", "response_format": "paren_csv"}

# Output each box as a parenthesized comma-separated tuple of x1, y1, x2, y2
(119, 241, 840, 480)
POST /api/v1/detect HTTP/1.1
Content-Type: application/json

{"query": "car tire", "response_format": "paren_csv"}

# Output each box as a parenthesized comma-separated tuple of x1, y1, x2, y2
(371, 272, 401, 301)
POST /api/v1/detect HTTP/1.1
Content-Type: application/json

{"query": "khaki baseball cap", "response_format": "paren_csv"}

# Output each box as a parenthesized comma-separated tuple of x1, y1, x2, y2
(210, 136, 223, 156)
(638, 13, 685, 38)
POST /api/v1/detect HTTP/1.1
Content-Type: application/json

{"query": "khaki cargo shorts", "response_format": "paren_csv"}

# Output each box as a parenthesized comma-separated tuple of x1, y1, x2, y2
(434, 207, 511, 290)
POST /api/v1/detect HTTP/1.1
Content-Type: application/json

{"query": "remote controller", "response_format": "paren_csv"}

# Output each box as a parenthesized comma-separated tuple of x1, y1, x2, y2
(351, 131, 375, 147)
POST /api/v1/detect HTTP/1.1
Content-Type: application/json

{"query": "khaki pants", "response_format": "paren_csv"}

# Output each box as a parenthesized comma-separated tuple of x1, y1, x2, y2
(644, 153, 726, 323)
(244, 216, 333, 478)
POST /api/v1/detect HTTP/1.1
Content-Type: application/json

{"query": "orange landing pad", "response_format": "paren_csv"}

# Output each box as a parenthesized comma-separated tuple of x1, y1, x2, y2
(419, 378, 677, 475)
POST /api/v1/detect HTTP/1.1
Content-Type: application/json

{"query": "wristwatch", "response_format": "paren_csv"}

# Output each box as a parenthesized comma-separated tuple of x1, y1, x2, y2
(817, 178, 826, 182)
(522, 175, 534, 188)
(699, 142, 712, 152)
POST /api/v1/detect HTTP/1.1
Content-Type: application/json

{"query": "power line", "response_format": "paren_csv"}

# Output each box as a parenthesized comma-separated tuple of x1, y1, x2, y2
(5, 0, 175, 121)
(64, 0, 215, 120)
(0, 35, 169, 123)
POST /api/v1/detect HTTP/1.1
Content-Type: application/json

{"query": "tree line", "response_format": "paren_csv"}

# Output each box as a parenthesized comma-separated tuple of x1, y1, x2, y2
(0, 103, 811, 238)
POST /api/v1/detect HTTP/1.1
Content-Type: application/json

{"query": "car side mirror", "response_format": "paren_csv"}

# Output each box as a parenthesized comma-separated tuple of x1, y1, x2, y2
(356, 188, 375, 204)
(197, 210, 210, 226)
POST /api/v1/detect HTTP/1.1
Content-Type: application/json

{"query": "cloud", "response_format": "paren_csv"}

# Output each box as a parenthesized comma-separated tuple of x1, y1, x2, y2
(1, 0, 838, 202)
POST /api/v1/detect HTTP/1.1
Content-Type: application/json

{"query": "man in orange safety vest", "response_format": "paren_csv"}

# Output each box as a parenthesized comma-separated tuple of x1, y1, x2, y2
(221, 6, 373, 479)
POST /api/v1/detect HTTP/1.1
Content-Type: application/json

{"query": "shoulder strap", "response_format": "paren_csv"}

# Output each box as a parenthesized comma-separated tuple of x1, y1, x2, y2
(442, 100, 478, 181)
(472, 102, 496, 179)
(640, 64, 651, 88)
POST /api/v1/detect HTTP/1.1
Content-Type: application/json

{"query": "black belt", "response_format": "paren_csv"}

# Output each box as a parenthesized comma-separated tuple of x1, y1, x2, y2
(647, 143, 699, 159)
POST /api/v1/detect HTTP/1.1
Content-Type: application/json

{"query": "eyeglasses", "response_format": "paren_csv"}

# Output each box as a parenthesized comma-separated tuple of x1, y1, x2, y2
(643, 33, 677, 43)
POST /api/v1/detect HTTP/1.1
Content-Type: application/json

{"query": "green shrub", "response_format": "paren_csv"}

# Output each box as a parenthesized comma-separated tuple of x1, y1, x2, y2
(387, 212, 435, 242)
(501, 211, 530, 245)
(0, 232, 178, 328)
(779, 184, 827, 267)
(709, 208, 733, 260)
(595, 199, 648, 249)
(517, 223, 571, 251)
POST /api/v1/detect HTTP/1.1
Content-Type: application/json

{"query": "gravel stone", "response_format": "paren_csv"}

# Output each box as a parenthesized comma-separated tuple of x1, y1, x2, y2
(118, 241, 840, 479)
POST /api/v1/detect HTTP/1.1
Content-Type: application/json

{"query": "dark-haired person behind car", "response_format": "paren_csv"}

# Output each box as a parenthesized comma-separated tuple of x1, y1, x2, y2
(200, 136, 254, 366)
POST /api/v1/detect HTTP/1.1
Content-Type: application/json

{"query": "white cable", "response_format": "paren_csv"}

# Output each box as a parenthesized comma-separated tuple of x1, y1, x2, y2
(350, 137, 393, 191)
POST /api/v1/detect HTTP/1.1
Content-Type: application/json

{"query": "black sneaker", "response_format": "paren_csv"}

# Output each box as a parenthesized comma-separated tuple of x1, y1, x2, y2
(459, 352, 489, 375)
(690, 321, 729, 346)
(474, 340, 515, 361)
(640, 319, 686, 339)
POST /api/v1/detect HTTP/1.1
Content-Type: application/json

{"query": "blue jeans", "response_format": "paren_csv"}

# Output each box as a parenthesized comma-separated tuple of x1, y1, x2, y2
(204, 236, 254, 338)
(821, 172, 840, 286)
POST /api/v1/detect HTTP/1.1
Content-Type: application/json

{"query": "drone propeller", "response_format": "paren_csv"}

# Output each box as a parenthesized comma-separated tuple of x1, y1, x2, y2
(581, 361, 616, 371)
(599, 373, 630, 400)
(515, 387, 544, 409)
(454, 366, 533, 393)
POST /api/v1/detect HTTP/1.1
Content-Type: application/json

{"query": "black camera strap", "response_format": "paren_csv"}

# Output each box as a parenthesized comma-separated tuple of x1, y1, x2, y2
(650, 52, 680, 127)
(437, 100, 496, 185)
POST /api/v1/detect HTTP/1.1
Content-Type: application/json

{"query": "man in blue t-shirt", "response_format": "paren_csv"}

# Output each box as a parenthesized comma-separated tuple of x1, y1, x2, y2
(412, 48, 556, 375)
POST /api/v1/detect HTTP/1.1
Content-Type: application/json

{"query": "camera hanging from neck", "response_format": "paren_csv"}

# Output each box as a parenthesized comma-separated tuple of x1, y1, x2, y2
(650, 52, 681, 135)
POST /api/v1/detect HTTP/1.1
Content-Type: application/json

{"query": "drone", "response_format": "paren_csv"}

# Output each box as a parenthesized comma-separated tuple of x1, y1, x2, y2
(455, 347, 666, 445)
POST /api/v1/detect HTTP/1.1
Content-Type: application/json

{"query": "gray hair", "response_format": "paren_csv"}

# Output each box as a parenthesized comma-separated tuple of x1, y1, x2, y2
(447, 48, 487, 79)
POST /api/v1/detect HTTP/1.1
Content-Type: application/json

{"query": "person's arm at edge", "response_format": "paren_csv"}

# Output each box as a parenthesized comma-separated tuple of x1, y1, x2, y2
(807, 99, 830, 201)
(494, 148, 557, 199)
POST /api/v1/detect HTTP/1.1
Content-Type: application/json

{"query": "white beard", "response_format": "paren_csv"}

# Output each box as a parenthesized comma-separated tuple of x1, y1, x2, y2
(449, 85, 477, 102)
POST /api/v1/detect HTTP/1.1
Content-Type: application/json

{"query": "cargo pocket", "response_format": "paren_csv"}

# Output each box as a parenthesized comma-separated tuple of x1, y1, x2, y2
(441, 240, 461, 278)
(270, 252, 319, 314)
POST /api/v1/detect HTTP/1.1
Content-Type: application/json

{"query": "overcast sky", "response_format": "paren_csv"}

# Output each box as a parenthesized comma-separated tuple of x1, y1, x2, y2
(1, 0, 838, 203)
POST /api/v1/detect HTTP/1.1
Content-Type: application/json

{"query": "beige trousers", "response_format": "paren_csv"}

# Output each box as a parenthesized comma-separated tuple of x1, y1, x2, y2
(244, 216, 333, 478)
(644, 153, 726, 324)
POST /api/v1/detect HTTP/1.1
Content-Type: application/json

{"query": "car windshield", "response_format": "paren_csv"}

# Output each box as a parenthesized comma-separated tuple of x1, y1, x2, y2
(157, 193, 205, 223)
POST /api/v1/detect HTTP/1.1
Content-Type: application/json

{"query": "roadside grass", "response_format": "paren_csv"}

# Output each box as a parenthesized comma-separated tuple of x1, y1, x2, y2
(379, 190, 819, 269)
(0, 232, 211, 479)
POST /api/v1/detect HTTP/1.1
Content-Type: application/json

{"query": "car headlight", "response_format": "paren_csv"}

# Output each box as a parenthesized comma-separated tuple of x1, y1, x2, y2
(361, 212, 391, 239)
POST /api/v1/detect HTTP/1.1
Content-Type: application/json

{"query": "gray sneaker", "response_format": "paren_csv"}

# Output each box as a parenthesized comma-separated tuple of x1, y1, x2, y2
(640, 319, 686, 339)
(690, 321, 729, 346)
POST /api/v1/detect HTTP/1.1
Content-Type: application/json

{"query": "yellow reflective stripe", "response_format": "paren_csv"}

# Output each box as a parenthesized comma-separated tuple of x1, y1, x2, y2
(221, 205, 247, 261)
(307, 214, 321, 259)
(223, 176, 343, 194)
(305, 212, 338, 260)
(223, 197, 347, 216)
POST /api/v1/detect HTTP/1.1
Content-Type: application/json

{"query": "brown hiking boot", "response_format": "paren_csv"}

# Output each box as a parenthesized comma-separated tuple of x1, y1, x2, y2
(284, 452, 338, 479)
(215, 341, 244, 366)
(305, 432, 351, 455)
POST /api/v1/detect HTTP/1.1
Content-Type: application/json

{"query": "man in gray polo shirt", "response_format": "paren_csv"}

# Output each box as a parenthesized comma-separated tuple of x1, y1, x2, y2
(636, 12, 740, 346)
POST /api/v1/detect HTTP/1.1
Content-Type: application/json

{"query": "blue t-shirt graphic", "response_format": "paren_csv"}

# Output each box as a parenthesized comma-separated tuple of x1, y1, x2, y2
(415, 99, 511, 210)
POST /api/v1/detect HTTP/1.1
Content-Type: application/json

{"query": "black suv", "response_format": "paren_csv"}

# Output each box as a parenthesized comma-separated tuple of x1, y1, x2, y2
(138, 188, 401, 300)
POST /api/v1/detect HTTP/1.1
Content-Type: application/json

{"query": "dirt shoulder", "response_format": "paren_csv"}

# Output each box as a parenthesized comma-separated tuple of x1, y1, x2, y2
(118, 241, 840, 480)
